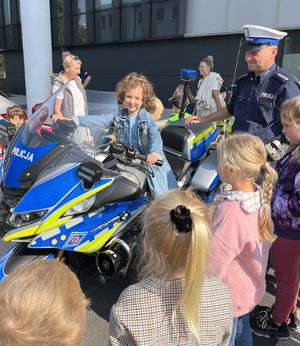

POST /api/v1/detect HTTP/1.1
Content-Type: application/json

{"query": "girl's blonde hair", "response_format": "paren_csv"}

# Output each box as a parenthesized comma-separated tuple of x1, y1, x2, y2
(217, 133, 277, 242)
(280, 96, 300, 162)
(115, 72, 155, 106)
(141, 189, 211, 341)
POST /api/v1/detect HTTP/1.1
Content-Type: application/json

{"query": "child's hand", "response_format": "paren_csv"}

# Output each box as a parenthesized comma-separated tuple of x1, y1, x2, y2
(147, 152, 160, 164)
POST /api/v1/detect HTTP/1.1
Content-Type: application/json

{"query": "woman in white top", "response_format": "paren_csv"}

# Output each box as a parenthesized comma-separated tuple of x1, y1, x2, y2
(52, 54, 88, 121)
(193, 55, 225, 117)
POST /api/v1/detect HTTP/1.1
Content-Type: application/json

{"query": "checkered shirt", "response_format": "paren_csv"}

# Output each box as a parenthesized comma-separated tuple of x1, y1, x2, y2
(109, 276, 232, 345)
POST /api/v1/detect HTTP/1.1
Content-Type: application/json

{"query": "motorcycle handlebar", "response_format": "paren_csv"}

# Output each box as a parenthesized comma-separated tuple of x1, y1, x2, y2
(135, 152, 163, 166)
(109, 143, 163, 167)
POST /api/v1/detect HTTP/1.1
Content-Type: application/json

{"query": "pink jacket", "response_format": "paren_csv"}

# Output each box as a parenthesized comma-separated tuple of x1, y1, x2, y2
(209, 190, 271, 317)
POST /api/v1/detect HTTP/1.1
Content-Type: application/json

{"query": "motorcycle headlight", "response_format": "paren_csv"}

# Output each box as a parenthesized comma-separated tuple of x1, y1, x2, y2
(64, 195, 96, 216)
(8, 209, 48, 228)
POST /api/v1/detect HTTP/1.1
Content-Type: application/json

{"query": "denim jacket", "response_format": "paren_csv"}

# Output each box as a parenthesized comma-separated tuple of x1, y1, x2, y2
(271, 148, 300, 239)
(76, 107, 178, 197)
(113, 107, 163, 156)
(77, 107, 163, 155)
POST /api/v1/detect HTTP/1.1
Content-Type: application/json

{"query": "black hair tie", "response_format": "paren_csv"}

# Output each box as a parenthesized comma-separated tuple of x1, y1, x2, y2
(170, 205, 192, 233)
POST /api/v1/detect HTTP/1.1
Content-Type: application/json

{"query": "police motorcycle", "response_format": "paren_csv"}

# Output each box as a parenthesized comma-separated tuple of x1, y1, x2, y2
(0, 87, 162, 283)
(160, 69, 227, 202)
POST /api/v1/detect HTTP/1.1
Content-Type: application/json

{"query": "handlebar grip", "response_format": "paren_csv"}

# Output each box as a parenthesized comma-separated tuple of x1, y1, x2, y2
(136, 153, 147, 161)
(136, 153, 163, 166)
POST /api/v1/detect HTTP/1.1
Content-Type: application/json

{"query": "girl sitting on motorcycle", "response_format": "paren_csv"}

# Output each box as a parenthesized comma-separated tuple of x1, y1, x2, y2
(77, 72, 177, 198)
(109, 189, 232, 345)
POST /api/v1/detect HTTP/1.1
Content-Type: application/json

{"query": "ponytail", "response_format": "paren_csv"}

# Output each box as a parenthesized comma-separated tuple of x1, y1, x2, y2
(141, 189, 211, 342)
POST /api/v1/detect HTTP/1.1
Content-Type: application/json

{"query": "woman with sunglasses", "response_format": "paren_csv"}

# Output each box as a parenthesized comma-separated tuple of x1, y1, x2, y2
(51, 54, 88, 122)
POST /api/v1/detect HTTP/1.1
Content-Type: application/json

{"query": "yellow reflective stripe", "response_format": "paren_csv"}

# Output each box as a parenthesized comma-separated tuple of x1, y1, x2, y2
(190, 125, 216, 145)
(76, 223, 121, 254)
(37, 181, 112, 233)
(37, 216, 73, 234)
(4, 225, 40, 241)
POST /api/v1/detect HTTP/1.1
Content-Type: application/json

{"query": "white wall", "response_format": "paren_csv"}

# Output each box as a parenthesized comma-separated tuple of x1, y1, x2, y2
(185, 0, 300, 37)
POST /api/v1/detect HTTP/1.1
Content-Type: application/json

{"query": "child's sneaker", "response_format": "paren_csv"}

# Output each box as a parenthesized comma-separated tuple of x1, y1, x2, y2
(250, 307, 290, 339)
(288, 313, 299, 331)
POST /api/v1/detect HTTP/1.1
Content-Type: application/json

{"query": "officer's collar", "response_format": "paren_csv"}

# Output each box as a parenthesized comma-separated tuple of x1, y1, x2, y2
(255, 64, 276, 83)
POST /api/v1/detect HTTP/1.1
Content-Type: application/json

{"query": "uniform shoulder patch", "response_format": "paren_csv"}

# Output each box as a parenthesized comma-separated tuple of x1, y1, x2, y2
(273, 72, 289, 83)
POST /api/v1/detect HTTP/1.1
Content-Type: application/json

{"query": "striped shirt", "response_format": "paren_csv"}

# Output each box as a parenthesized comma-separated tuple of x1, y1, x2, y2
(109, 276, 232, 345)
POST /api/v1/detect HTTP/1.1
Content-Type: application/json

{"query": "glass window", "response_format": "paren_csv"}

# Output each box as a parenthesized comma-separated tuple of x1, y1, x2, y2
(51, 0, 64, 18)
(95, 10, 112, 42)
(57, 0, 64, 17)
(78, 14, 87, 43)
(0, 54, 6, 79)
(157, 7, 164, 21)
(172, 5, 177, 20)
(52, 18, 63, 46)
(4, 25, 19, 49)
(77, 0, 86, 14)
(151, 0, 179, 38)
(95, 0, 112, 10)
(282, 53, 300, 81)
(282, 35, 300, 81)
(121, 5, 143, 40)
(121, 0, 142, 4)
(3, 0, 11, 25)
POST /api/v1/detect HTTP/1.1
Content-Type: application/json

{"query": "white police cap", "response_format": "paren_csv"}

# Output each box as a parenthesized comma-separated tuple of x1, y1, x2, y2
(243, 24, 287, 51)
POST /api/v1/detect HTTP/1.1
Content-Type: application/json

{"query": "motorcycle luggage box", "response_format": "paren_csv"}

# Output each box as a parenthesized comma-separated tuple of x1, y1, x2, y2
(161, 119, 217, 162)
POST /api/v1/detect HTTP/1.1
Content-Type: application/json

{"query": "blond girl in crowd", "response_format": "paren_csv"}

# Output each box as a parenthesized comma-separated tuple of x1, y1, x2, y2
(145, 96, 164, 121)
(109, 189, 232, 345)
(209, 133, 277, 346)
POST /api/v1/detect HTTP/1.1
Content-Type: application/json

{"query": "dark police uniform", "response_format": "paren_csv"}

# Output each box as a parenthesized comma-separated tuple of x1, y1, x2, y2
(227, 64, 300, 144)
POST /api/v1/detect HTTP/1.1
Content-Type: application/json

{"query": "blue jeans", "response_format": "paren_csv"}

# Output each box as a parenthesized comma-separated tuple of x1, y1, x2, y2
(229, 313, 252, 346)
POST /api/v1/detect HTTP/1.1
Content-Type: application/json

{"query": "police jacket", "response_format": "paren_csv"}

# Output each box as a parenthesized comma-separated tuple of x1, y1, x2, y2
(228, 64, 300, 143)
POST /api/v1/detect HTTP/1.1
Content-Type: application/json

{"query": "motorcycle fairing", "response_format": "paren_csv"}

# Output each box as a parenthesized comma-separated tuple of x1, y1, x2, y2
(191, 149, 220, 191)
(13, 164, 111, 213)
(28, 196, 146, 253)
(4, 177, 113, 242)
(3, 136, 57, 189)
(0, 244, 56, 281)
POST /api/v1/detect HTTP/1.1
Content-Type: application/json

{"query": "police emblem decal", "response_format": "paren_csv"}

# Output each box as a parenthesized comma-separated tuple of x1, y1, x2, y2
(64, 232, 88, 247)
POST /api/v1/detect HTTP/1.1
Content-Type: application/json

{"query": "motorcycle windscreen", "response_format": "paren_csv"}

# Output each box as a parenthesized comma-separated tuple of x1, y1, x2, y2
(2, 90, 62, 189)
(2, 84, 115, 190)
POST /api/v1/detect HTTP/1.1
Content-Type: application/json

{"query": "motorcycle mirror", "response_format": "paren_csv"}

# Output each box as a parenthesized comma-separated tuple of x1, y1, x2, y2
(77, 161, 103, 188)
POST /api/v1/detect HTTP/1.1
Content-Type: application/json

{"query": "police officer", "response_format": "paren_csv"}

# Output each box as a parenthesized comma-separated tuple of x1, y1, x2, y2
(186, 24, 300, 145)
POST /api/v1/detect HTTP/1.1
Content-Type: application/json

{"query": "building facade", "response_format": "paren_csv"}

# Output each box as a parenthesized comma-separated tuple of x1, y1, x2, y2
(0, 0, 299, 105)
